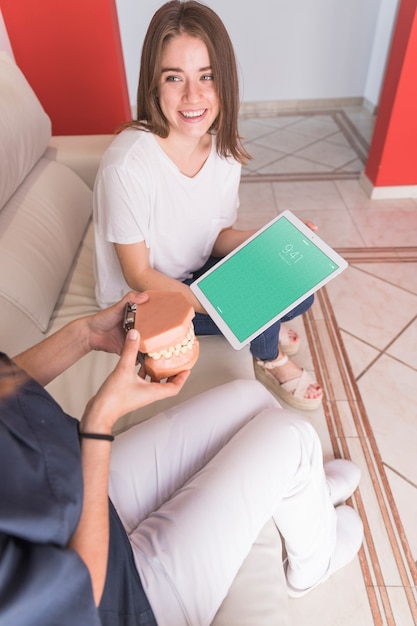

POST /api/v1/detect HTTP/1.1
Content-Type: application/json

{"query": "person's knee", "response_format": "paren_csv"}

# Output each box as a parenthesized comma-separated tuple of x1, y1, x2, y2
(230, 379, 279, 406)
(262, 407, 319, 453)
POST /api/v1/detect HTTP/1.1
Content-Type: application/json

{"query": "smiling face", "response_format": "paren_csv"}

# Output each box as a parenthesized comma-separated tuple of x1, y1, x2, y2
(158, 33, 220, 143)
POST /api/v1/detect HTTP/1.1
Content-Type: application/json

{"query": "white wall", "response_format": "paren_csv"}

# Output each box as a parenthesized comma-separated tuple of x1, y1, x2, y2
(115, 0, 396, 109)
(364, 0, 399, 105)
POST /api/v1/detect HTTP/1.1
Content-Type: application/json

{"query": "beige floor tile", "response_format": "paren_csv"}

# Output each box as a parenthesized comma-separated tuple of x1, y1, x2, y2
(326, 266, 417, 350)
(288, 559, 371, 626)
(237, 182, 278, 228)
(326, 130, 356, 146)
(239, 118, 277, 140)
(247, 115, 308, 130)
(355, 262, 417, 295)
(387, 319, 417, 369)
(272, 180, 347, 212)
(258, 155, 332, 175)
(334, 178, 375, 206)
(253, 128, 318, 154)
(296, 208, 365, 247)
(340, 331, 380, 378)
(242, 142, 286, 171)
(296, 140, 359, 169)
(348, 206, 417, 247)
(359, 355, 417, 483)
(287, 115, 340, 139)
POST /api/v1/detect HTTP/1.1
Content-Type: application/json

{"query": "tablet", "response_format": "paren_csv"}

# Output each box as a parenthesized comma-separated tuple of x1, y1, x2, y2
(190, 210, 348, 350)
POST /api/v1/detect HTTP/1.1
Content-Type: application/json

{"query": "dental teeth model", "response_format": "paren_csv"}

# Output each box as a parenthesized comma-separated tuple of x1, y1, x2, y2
(125, 291, 200, 380)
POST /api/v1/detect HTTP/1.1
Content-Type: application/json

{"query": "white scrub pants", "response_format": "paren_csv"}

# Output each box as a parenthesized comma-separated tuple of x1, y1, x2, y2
(109, 380, 336, 626)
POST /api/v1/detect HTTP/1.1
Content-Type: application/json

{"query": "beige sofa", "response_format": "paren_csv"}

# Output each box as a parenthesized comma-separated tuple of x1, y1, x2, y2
(0, 51, 291, 625)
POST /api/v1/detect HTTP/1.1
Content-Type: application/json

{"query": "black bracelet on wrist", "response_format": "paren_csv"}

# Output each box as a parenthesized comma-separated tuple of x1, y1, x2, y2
(79, 432, 115, 442)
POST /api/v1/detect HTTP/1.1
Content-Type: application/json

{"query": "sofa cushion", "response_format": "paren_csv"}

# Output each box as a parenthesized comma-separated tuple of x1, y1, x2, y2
(0, 158, 92, 336)
(0, 52, 51, 210)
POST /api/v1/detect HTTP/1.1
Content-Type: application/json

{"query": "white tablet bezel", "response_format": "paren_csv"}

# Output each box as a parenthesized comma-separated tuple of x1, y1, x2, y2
(190, 210, 348, 350)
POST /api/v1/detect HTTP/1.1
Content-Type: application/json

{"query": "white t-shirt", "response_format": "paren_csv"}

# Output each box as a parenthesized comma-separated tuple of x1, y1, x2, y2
(93, 128, 241, 308)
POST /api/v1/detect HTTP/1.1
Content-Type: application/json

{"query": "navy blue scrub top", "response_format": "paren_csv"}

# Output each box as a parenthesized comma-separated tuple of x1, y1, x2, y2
(0, 354, 156, 626)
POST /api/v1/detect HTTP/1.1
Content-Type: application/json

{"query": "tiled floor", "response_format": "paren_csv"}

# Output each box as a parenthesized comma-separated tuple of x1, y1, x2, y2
(236, 105, 417, 625)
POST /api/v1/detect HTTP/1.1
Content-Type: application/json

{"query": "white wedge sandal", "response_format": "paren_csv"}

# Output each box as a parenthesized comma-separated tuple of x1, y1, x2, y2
(253, 354, 323, 411)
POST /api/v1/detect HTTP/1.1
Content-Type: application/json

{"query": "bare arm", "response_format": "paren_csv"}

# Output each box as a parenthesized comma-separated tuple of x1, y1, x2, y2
(68, 434, 112, 606)
(114, 241, 206, 313)
(212, 227, 257, 257)
(12, 292, 149, 386)
(13, 317, 92, 387)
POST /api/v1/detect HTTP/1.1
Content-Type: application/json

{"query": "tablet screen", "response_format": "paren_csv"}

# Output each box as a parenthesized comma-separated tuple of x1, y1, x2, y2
(191, 212, 347, 348)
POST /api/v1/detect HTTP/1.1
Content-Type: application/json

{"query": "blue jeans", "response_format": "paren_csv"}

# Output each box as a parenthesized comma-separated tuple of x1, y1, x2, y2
(185, 256, 315, 362)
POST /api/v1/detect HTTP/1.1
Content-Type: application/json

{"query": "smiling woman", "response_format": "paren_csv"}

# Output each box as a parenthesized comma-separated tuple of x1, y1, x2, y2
(93, 0, 323, 411)
(131, 0, 248, 162)
(155, 33, 220, 174)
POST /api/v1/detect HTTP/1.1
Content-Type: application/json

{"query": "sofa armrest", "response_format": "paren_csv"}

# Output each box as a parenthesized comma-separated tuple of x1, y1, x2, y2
(45, 134, 114, 190)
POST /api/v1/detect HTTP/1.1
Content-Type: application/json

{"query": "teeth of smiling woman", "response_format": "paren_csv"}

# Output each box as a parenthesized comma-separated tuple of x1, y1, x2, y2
(181, 109, 205, 118)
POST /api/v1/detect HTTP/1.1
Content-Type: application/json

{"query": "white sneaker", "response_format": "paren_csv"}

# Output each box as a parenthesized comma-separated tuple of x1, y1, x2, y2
(324, 459, 361, 506)
(285, 505, 364, 598)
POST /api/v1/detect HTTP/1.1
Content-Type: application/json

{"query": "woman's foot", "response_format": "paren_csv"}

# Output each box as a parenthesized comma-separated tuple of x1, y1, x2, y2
(253, 352, 323, 410)
(324, 460, 361, 506)
(268, 353, 322, 400)
(278, 324, 300, 356)
(284, 505, 364, 597)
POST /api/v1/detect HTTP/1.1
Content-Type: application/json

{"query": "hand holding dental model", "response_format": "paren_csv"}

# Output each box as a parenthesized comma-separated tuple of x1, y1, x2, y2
(124, 291, 199, 380)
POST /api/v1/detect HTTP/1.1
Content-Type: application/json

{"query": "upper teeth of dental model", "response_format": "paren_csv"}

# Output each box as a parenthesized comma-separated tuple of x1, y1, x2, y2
(147, 323, 196, 360)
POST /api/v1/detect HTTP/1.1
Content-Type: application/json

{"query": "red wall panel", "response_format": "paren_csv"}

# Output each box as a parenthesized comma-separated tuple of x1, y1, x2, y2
(365, 0, 417, 188)
(0, 0, 131, 135)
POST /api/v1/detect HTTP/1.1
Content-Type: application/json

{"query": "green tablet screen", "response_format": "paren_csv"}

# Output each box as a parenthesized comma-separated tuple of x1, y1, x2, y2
(195, 215, 343, 343)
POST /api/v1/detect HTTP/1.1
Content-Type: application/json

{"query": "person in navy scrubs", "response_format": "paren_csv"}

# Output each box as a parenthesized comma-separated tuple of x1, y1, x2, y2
(0, 291, 362, 626)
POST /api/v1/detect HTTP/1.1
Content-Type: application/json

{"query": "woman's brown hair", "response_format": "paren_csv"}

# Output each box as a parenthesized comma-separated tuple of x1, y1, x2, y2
(128, 0, 250, 165)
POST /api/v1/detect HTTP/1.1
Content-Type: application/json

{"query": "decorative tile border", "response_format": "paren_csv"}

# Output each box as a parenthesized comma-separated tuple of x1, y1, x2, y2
(336, 247, 417, 264)
(240, 109, 370, 183)
(305, 248, 417, 625)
